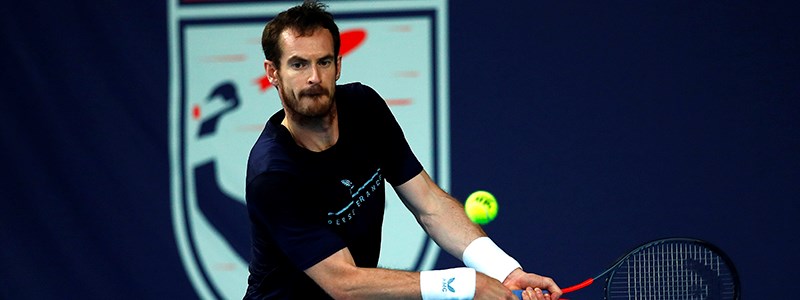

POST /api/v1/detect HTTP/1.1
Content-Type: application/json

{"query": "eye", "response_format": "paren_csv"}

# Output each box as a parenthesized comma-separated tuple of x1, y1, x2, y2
(290, 61, 307, 70)
(319, 59, 333, 68)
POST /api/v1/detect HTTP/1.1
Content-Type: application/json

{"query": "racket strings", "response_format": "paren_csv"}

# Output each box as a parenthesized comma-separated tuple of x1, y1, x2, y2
(606, 241, 736, 300)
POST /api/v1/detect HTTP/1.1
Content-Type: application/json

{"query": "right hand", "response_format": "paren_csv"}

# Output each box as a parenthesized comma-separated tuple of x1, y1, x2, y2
(473, 272, 518, 300)
(517, 287, 555, 300)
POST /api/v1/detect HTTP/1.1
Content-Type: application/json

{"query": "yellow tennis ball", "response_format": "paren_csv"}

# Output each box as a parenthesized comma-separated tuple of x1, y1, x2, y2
(464, 190, 498, 225)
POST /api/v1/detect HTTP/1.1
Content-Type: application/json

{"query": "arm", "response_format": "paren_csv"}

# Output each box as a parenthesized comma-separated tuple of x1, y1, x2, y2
(301, 172, 520, 299)
(304, 248, 419, 299)
(302, 171, 553, 299)
(305, 247, 515, 299)
(393, 170, 485, 259)
(394, 170, 562, 299)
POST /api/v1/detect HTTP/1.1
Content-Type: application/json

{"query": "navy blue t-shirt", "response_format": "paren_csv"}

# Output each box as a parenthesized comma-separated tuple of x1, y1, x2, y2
(244, 82, 423, 299)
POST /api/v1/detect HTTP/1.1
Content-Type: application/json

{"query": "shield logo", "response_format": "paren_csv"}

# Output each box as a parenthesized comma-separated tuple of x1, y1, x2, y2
(168, 1, 449, 298)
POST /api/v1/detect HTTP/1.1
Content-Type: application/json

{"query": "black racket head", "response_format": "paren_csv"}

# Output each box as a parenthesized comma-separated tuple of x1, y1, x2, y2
(604, 238, 740, 300)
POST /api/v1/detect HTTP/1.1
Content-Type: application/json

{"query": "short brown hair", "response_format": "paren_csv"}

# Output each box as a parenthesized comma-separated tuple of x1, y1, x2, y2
(261, 1, 341, 69)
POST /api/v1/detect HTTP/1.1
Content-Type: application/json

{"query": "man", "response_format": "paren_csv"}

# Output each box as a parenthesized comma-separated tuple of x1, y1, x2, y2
(245, 2, 561, 299)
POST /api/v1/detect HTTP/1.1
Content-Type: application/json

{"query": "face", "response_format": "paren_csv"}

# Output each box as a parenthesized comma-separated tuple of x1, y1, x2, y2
(266, 27, 341, 119)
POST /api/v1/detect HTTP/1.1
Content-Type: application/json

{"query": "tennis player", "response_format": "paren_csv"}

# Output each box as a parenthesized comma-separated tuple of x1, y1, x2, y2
(244, 2, 561, 299)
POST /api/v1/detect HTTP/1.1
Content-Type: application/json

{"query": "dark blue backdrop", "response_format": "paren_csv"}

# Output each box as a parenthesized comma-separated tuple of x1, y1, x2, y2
(2, 1, 798, 299)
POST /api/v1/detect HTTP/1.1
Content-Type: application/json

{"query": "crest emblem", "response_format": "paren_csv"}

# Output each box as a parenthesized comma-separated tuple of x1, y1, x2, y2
(168, 1, 449, 298)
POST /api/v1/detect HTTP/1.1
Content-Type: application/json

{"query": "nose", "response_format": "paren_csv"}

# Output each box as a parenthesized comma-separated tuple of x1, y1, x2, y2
(308, 65, 321, 85)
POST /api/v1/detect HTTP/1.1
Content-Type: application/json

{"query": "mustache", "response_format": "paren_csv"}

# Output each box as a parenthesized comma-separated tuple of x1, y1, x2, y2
(299, 85, 328, 97)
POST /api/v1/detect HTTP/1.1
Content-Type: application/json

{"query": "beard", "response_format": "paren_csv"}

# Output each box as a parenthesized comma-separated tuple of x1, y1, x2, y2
(282, 84, 335, 119)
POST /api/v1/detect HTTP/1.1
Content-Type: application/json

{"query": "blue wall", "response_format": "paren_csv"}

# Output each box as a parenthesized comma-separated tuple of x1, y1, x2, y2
(2, 1, 798, 298)
(442, 2, 799, 298)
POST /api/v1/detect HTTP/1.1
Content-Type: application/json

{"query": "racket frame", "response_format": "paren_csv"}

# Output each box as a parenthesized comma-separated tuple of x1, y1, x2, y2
(600, 237, 741, 300)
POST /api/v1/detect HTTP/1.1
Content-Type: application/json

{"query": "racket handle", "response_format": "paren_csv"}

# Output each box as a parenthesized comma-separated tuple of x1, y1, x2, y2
(512, 289, 549, 299)
(512, 277, 595, 298)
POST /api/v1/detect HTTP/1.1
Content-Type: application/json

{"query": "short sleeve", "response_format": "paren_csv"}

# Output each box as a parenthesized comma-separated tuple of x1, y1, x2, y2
(361, 85, 423, 186)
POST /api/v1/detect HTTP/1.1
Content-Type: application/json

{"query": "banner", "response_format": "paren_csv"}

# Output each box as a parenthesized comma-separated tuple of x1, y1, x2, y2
(168, 1, 449, 298)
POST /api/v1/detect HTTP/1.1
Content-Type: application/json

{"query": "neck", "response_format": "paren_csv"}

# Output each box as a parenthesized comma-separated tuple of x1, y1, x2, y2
(282, 104, 339, 152)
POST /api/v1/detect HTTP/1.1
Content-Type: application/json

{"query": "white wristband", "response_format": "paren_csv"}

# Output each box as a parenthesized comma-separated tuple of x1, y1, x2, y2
(419, 267, 476, 300)
(462, 237, 521, 282)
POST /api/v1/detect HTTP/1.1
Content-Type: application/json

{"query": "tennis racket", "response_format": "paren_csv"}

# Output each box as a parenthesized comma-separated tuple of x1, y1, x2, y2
(513, 237, 740, 299)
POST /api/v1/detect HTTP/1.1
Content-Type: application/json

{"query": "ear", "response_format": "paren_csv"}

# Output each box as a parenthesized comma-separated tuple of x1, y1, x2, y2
(264, 59, 279, 85)
(335, 56, 342, 81)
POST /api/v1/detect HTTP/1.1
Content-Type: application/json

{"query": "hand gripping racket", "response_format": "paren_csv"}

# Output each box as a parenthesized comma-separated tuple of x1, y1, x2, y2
(513, 237, 740, 299)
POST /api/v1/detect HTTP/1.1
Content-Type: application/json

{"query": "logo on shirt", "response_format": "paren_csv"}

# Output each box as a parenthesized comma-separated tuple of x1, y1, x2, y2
(328, 169, 383, 226)
(169, 1, 448, 299)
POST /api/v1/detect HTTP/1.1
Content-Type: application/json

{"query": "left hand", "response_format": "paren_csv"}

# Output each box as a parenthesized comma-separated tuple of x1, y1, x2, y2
(503, 268, 562, 300)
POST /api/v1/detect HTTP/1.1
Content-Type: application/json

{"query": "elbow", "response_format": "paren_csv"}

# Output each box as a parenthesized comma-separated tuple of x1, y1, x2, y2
(322, 279, 353, 300)
(327, 289, 351, 300)
(415, 195, 455, 231)
(417, 213, 436, 232)
(326, 285, 363, 300)
(320, 270, 365, 300)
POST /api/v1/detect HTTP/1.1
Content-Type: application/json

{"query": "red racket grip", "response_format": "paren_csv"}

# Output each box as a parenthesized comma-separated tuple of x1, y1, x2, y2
(561, 278, 594, 293)
(512, 277, 594, 299)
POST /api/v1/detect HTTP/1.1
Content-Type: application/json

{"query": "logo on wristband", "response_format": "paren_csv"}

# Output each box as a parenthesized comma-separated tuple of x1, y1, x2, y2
(442, 277, 456, 293)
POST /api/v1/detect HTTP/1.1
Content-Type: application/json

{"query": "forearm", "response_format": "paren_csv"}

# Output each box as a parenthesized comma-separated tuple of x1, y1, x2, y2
(395, 172, 524, 285)
(306, 248, 421, 299)
(395, 171, 486, 259)
(422, 198, 522, 282)
(417, 188, 487, 259)
(327, 268, 420, 299)
(308, 248, 481, 300)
